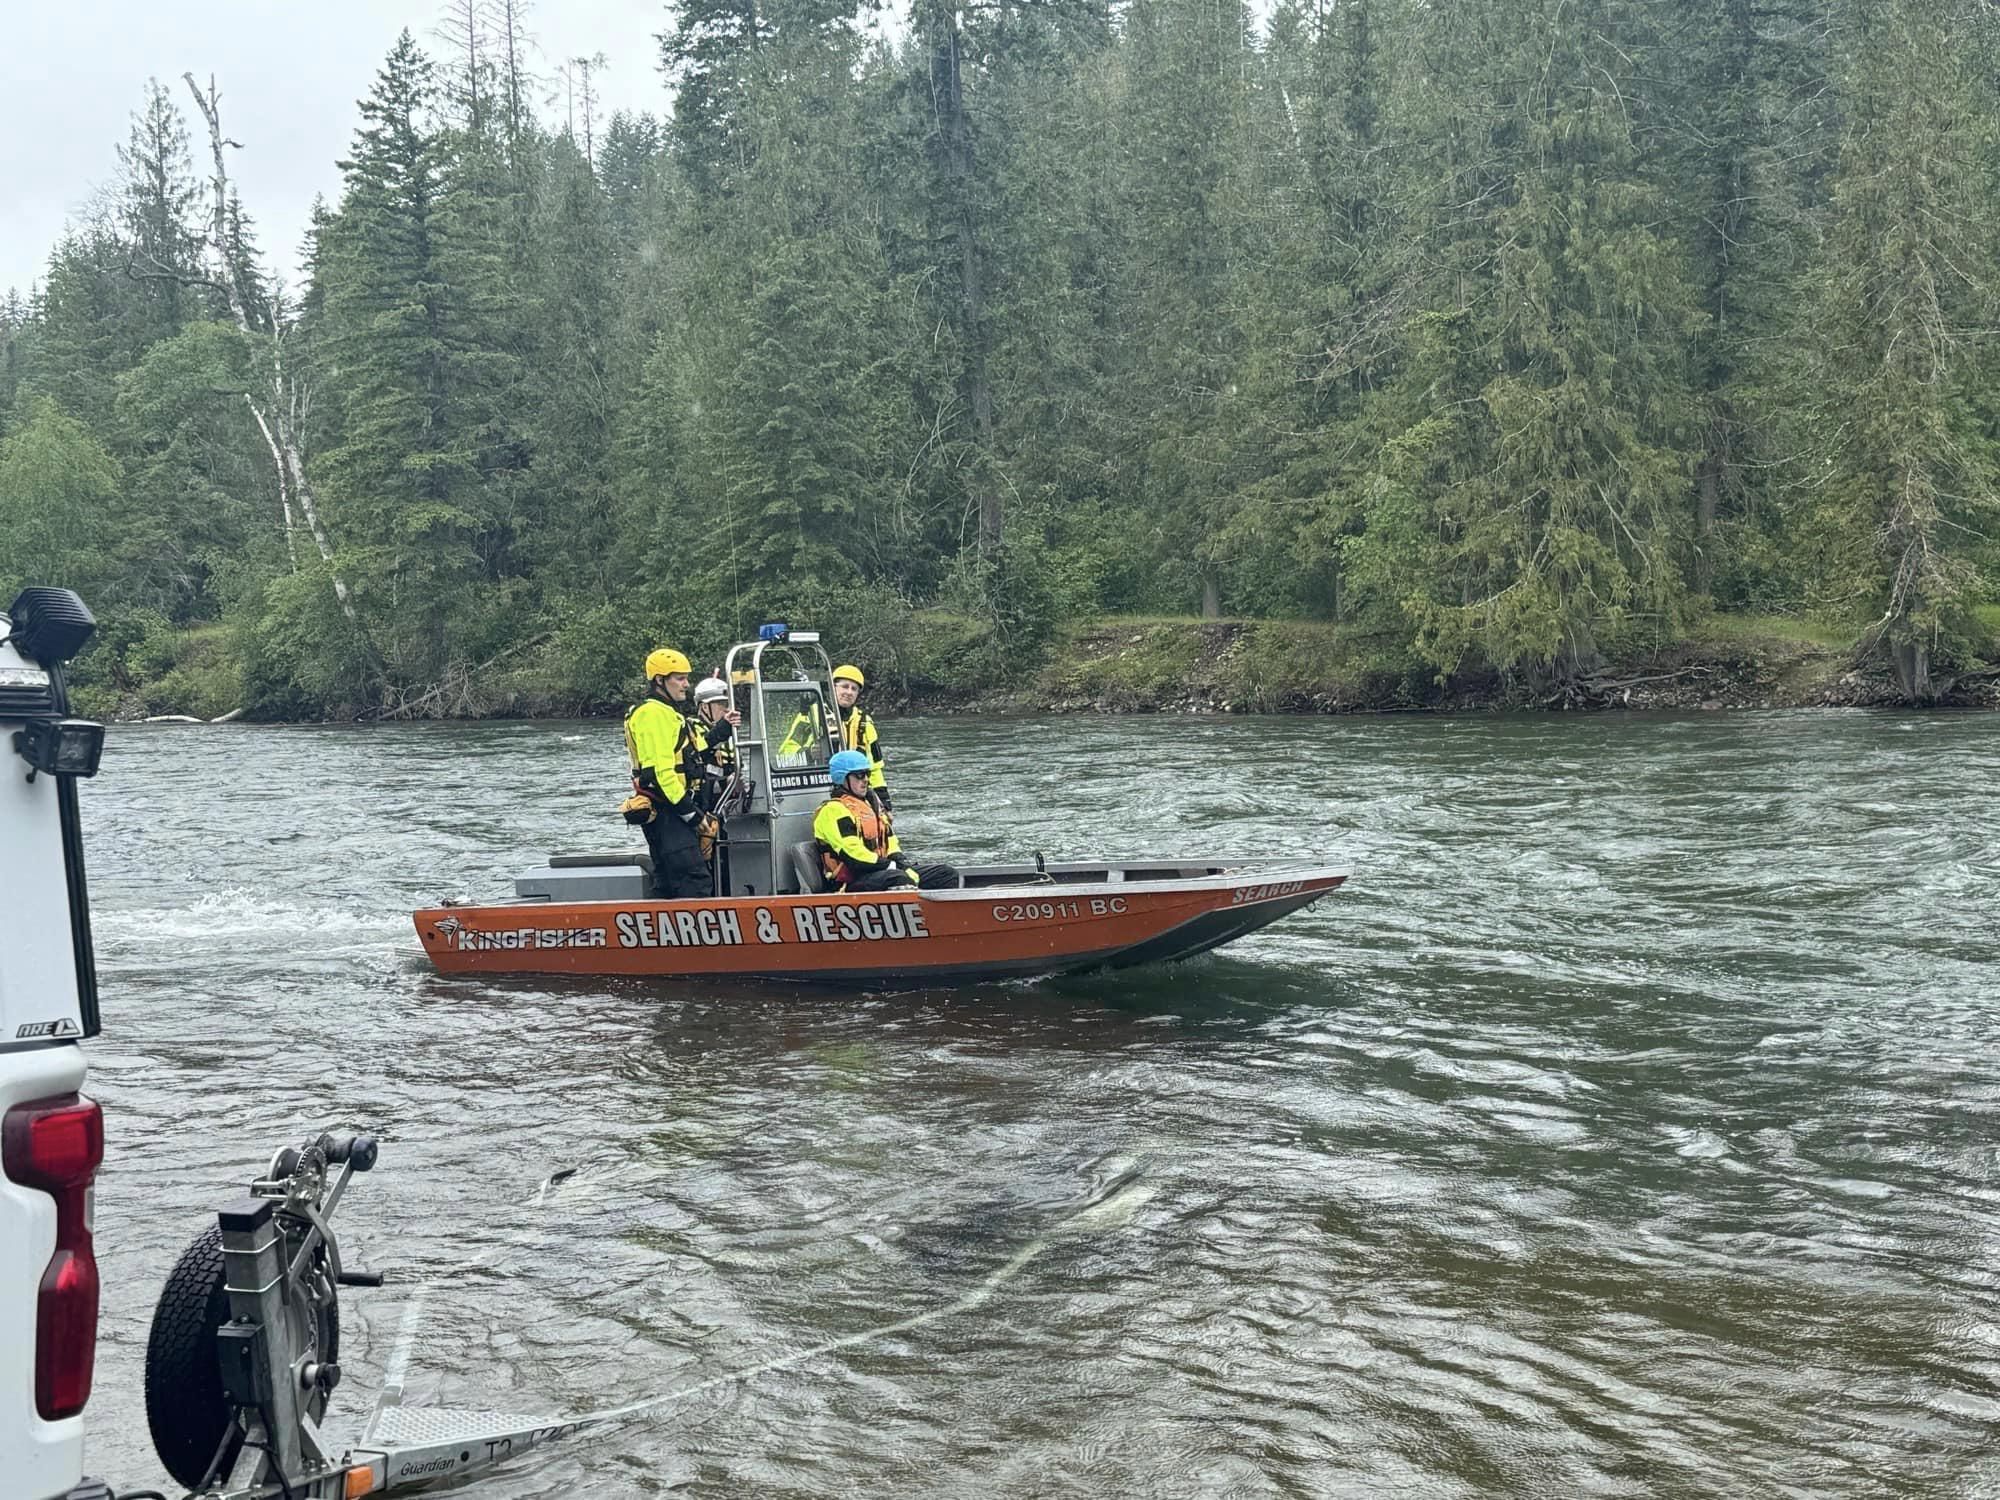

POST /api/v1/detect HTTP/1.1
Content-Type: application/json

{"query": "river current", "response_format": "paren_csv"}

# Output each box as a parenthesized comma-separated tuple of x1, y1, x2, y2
(73, 710, 2000, 1497)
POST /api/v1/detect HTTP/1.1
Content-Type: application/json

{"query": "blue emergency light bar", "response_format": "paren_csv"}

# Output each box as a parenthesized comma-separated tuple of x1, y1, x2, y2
(758, 622, 788, 642)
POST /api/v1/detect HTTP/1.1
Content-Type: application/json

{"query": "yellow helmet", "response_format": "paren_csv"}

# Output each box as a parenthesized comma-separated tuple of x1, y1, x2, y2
(645, 648, 692, 679)
(832, 664, 865, 687)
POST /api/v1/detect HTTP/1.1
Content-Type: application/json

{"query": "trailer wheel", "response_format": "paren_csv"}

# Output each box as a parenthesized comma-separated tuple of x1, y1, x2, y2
(144, 1222, 341, 1491)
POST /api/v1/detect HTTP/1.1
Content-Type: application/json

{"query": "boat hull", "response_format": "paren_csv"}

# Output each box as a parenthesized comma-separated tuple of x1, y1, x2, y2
(412, 865, 1346, 984)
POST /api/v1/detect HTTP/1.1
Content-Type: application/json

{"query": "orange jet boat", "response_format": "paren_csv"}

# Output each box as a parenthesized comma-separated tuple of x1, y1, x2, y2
(412, 627, 1347, 985)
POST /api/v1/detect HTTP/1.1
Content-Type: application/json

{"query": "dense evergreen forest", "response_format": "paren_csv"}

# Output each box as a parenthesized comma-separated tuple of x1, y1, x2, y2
(1, 0, 1996, 717)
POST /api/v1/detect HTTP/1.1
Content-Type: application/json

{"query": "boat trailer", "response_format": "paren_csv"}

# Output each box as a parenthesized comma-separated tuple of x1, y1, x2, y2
(143, 1130, 617, 1499)
(142, 1127, 1157, 1499)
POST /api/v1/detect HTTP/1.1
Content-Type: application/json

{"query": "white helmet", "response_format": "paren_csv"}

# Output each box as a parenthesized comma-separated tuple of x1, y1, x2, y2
(693, 676, 730, 707)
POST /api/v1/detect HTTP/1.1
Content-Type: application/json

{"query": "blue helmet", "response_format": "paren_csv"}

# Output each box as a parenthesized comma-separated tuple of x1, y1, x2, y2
(829, 749, 872, 787)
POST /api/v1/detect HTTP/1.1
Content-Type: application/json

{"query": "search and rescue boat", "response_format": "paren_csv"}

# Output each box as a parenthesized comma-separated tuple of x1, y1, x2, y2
(411, 626, 1346, 984)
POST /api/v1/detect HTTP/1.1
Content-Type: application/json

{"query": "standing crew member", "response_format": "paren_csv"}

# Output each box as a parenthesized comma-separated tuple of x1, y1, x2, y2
(691, 675, 741, 802)
(623, 648, 716, 900)
(831, 664, 891, 808)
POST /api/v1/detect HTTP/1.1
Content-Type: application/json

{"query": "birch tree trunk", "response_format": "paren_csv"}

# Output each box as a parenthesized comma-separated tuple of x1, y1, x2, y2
(183, 72, 364, 633)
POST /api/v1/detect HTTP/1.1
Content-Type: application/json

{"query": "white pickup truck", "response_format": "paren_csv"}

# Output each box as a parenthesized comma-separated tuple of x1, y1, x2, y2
(0, 587, 109, 1500)
(1, 588, 578, 1500)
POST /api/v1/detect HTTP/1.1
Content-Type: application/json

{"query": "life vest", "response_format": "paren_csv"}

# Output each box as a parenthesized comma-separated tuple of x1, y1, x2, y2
(839, 706, 887, 792)
(816, 792, 890, 886)
(840, 706, 868, 751)
(695, 713, 736, 771)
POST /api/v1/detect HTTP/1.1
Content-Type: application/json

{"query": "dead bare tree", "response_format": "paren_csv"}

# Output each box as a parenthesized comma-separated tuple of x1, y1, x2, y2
(496, 0, 535, 148)
(182, 72, 369, 649)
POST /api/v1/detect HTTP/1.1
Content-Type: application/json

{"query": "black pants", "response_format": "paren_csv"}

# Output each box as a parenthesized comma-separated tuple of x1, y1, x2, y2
(844, 865, 914, 894)
(643, 813, 712, 900)
(841, 861, 959, 894)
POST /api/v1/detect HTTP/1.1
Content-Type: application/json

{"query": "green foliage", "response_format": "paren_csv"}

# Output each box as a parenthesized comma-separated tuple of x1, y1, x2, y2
(236, 568, 377, 719)
(1036, 618, 1204, 710)
(8, 1, 1998, 715)
(900, 610, 1004, 700)
(138, 626, 239, 719)
(0, 397, 123, 600)
(1774, 0, 1998, 697)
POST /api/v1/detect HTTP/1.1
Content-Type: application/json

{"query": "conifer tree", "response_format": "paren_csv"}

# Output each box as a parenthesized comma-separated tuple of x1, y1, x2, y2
(4, 0, 1994, 715)
(520, 134, 618, 589)
(1795, 0, 1997, 698)
(33, 234, 150, 431)
(317, 33, 471, 678)
(1102, 0, 1258, 616)
(114, 80, 207, 341)
(1369, 0, 1705, 684)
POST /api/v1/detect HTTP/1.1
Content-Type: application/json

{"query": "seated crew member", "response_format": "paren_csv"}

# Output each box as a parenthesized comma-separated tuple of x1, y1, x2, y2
(815, 750, 917, 893)
(814, 751, 960, 893)
(830, 663, 892, 810)
(623, 648, 716, 900)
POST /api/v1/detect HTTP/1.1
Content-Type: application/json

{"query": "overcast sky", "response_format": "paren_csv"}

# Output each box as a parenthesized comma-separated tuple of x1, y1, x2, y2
(1, 1, 674, 298)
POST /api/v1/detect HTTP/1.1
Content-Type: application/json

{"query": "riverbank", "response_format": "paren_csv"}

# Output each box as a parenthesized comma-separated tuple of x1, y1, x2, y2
(82, 611, 2000, 723)
(901, 613, 2000, 716)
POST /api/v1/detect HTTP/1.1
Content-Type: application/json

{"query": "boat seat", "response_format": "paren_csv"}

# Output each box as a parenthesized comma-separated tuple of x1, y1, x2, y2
(549, 852, 653, 873)
(788, 840, 828, 896)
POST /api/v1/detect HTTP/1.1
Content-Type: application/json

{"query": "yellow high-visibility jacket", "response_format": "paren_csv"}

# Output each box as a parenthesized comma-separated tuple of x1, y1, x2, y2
(695, 715, 736, 772)
(812, 793, 910, 888)
(625, 696, 698, 816)
(839, 706, 888, 797)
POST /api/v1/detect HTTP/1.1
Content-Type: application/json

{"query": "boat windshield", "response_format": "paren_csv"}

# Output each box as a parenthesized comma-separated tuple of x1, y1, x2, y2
(766, 684, 833, 770)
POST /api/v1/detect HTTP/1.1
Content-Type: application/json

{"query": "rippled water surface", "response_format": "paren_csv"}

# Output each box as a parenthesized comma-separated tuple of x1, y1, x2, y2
(75, 711, 2000, 1497)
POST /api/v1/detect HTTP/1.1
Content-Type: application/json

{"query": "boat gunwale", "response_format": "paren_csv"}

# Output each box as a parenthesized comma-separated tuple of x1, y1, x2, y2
(915, 862, 1348, 902)
(418, 861, 1350, 915)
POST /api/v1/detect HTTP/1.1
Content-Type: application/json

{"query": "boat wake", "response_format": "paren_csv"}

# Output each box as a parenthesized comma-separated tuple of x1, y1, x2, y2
(96, 888, 398, 945)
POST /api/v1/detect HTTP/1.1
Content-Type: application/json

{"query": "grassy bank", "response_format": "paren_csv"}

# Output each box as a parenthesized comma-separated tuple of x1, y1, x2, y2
(952, 611, 2000, 715)
(81, 609, 2000, 723)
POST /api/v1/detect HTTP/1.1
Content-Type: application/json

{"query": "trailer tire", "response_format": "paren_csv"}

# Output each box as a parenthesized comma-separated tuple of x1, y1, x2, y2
(144, 1222, 341, 1490)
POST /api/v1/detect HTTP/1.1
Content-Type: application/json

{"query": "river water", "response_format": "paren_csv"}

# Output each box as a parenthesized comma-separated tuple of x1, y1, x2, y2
(74, 710, 2000, 1498)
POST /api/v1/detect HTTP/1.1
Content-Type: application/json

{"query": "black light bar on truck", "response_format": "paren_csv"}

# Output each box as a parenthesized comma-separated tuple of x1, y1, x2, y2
(12, 719, 105, 781)
(6, 587, 103, 1039)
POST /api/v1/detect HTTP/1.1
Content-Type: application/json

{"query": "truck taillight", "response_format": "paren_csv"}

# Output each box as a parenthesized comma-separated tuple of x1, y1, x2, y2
(3, 1093, 103, 1420)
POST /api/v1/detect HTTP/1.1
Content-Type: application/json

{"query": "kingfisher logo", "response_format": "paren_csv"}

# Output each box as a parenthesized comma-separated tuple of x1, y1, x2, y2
(432, 917, 609, 952)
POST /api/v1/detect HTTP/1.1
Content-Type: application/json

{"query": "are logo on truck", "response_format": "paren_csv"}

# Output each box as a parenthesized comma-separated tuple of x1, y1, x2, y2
(15, 1017, 83, 1039)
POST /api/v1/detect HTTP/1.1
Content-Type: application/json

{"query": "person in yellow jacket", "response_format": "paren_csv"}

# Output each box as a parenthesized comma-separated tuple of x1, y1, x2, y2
(830, 663, 891, 808)
(623, 648, 714, 900)
(813, 751, 958, 892)
(814, 751, 915, 893)
(690, 675, 740, 807)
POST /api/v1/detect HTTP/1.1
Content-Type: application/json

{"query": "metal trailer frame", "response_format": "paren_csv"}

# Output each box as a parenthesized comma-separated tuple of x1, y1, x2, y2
(181, 1134, 615, 1500)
